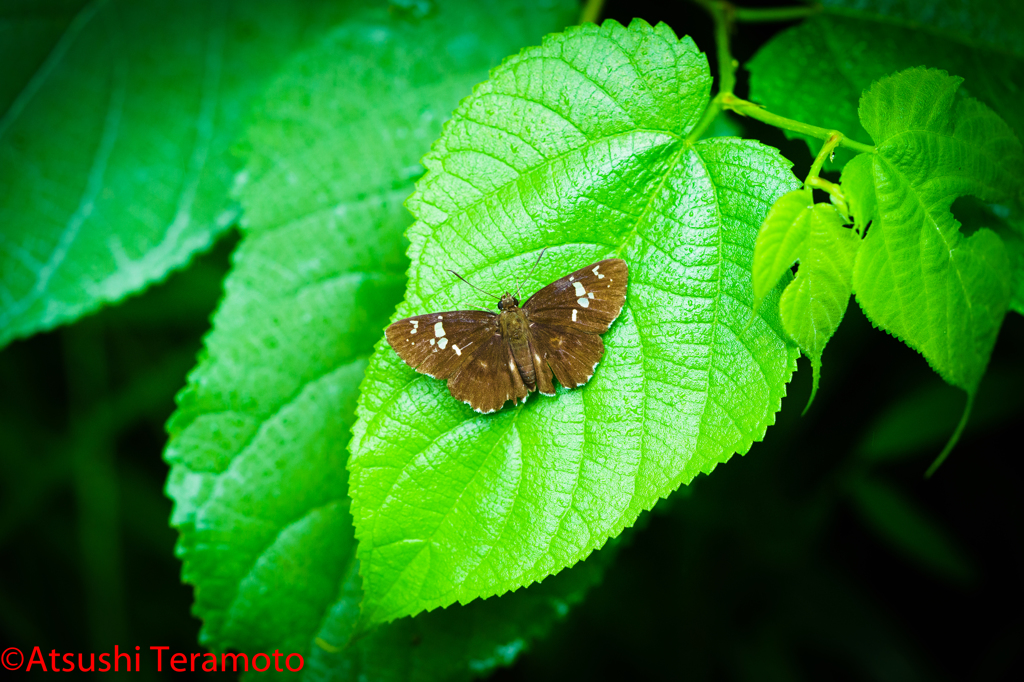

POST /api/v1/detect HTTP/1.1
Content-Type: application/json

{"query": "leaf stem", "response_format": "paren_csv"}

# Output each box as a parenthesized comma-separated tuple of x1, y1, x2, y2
(807, 175, 851, 217)
(579, 0, 605, 24)
(723, 94, 876, 153)
(693, 0, 738, 95)
(806, 133, 842, 182)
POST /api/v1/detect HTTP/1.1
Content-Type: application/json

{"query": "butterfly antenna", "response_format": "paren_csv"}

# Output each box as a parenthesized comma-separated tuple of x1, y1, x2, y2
(448, 269, 501, 300)
(512, 264, 523, 299)
(515, 248, 547, 298)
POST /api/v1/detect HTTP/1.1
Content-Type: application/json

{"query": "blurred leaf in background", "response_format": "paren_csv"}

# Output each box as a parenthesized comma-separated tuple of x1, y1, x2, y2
(0, 0, 353, 347)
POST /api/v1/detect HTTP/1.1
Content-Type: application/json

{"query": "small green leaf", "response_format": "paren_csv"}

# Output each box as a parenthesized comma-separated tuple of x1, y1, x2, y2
(752, 189, 814, 311)
(753, 190, 858, 408)
(839, 153, 876, 236)
(350, 19, 800, 624)
(779, 206, 858, 408)
(0, 0, 353, 348)
(848, 68, 1020, 394)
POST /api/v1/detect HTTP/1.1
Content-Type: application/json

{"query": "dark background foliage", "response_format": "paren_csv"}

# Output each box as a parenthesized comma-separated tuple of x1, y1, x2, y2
(1, 1, 1020, 680)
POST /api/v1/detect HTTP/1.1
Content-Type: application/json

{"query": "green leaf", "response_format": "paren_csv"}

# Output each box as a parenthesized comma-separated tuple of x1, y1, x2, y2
(847, 68, 1019, 394)
(0, 0, 349, 348)
(349, 19, 801, 624)
(752, 189, 814, 311)
(747, 0, 1024, 171)
(164, 0, 590, 678)
(848, 477, 974, 583)
(753, 190, 858, 408)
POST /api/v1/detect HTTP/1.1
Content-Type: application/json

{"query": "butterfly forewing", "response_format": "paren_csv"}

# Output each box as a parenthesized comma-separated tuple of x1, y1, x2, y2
(385, 310, 498, 380)
(524, 258, 628, 333)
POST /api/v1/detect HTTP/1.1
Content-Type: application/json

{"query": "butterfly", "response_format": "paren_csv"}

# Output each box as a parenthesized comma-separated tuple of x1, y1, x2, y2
(385, 254, 628, 414)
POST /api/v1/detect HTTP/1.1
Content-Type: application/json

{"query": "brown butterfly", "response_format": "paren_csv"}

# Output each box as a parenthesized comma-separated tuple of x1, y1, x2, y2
(385, 255, 629, 414)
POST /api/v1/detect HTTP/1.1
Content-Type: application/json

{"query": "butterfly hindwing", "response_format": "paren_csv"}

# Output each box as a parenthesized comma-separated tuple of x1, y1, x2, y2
(385, 310, 498, 380)
(524, 258, 628, 333)
(448, 334, 529, 413)
(530, 324, 605, 395)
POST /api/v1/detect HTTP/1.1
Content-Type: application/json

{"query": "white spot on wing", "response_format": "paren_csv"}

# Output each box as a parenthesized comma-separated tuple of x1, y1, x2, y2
(572, 308, 578, 322)
(578, 296, 590, 308)
(437, 337, 448, 349)
(593, 265, 605, 279)
(573, 281, 586, 296)
(435, 321, 446, 337)
(429, 339, 435, 346)
(588, 292, 594, 299)
(410, 320, 419, 334)
(453, 344, 462, 356)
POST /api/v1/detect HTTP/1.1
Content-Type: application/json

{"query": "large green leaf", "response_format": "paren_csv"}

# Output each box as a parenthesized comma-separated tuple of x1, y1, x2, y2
(844, 68, 1020, 393)
(0, 0, 350, 348)
(349, 19, 801, 624)
(747, 0, 1024, 171)
(163, 1, 591, 679)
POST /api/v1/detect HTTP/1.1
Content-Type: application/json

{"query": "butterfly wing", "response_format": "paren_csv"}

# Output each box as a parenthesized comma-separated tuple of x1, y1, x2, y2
(385, 309, 529, 413)
(523, 258, 628, 395)
(447, 334, 529, 414)
(385, 310, 498, 380)
(528, 324, 605, 395)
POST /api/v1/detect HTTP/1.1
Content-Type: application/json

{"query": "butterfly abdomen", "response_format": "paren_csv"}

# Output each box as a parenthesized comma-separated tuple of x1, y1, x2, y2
(500, 309, 537, 391)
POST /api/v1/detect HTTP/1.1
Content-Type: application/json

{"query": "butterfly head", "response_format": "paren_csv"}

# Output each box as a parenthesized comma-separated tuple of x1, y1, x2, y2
(497, 293, 520, 311)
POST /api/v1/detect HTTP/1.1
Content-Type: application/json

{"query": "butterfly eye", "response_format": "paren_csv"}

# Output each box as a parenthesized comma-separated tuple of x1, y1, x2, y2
(497, 300, 504, 310)
(512, 298, 519, 307)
